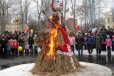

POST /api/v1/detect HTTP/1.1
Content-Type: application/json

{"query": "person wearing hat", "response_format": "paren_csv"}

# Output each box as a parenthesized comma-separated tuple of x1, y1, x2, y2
(87, 33, 94, 54)
(69, 32, 75, 53)
(76, 32, 84, 56)
(105, 35, 112, 55)
(95, 32, 102, 55)
(100, 26, 107, 51)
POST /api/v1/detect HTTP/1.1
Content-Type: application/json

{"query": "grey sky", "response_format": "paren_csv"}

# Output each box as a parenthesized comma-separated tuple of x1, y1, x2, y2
(28, 0, 113, 19)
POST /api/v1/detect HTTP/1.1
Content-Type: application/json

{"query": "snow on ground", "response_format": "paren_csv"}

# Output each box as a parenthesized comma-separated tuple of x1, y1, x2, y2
(74, 49, 114, 56)
(0, 62, 112, 76)
(0, 63, 35, 76)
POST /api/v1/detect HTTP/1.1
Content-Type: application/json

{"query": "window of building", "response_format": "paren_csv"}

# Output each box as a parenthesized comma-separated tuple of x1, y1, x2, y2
(108, 18, 110, 23)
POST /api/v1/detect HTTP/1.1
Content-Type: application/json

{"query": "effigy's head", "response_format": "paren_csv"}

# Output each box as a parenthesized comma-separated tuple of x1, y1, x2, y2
(51, 0, 63, 12)
(48, 14, 60, 26)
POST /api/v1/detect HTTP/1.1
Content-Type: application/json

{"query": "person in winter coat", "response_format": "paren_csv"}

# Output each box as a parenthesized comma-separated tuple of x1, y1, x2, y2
(25, 42, 30, 54)
(28, 34, 34, 52)
(0, 34, 8, 55)
(87, 33, 94, 54)
(95, 32, 102, 55)
(11, 39, 19, 55)
(18, 33, 25, 50)
(76, 32, 84, 56)
(107, 28, 114, 40)
(92, 34, 96, 49)
(105, 35, 112, 55)
(69, 33, 75, 53)
(33, 34, 38, 54)
(107, 28, 114, 51)
(14, 31, 19, 40)
(6, 40, 12, 56)
(100, 26, 107, 51)
(6, 34, 11, 40)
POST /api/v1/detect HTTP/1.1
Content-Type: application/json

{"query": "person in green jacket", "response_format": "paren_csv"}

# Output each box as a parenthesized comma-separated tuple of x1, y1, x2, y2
(33, 34, 38, 54)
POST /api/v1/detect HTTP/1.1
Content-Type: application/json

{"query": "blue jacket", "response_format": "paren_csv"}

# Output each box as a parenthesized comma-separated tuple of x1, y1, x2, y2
(6, 42, 12, 50)
(87, 36, 94, 44)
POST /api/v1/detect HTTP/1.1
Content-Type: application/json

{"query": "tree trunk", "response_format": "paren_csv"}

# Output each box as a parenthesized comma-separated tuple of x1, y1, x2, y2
(74, 0, 76, 34)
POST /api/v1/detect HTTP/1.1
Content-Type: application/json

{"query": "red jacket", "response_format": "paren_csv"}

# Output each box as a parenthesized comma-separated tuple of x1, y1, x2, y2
(105, 38, 112, 47)
(11, 40, 19, 48)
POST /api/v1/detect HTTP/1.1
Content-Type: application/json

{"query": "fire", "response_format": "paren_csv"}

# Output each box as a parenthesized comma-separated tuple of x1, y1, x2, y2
(47, 25, 59, 59)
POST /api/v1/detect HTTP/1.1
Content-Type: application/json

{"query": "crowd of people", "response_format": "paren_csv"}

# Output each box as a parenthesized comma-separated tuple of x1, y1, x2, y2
(0, 31, 40, 56)
(69, 26, 114, 56)
(0, 26, 114, 57)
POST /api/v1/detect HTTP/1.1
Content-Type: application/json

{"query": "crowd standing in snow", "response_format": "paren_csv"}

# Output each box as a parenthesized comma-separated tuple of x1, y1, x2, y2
(0, 26, 114, 57)
(69, 26, 114, 56)
(0, 31, 40, 56)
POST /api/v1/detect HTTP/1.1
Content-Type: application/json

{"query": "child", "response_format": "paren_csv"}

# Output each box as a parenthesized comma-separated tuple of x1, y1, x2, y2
(69, 34, 75, 53)
(6, 40, 12, 56)
(25, 42, 30, 54)
(105, 35, 112, 55)
(33, 34, 38, 54)
(12, 39, 19, 55)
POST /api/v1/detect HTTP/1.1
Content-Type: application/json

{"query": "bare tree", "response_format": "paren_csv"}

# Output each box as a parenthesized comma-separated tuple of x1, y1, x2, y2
(33, 0, 41, 23)
(70, 0, 108, 30)
(33, 0, 51, 29)
(25, 0, 30, 24)
(12, 0, 30, 31)
(63, 0, 68, 26)
(0, 0, 15, 32)
(71, 0, 77, 33)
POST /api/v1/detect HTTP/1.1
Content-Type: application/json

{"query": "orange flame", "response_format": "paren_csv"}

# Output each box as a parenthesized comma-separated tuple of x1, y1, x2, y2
(47, 25, 59, 59)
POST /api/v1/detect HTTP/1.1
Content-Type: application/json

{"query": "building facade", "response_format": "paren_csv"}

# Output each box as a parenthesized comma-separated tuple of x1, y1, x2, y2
(5, 24, 27, 32)
(105, 9, 114, 30)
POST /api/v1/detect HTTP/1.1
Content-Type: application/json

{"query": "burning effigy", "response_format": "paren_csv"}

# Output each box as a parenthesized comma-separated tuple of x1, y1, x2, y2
(31, 0, 83, 76)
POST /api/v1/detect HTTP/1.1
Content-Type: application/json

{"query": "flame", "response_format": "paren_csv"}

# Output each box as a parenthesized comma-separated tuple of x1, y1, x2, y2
(47, 25, 59, 59)
(48, 16, 52, 20)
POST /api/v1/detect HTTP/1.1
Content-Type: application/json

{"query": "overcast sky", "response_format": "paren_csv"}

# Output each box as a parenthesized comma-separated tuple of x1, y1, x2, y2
(28, 0, 113, 20)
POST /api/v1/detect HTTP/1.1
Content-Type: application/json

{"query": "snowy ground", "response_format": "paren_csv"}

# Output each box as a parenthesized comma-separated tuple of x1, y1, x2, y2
(74, 49, 114, 56)
(0, 62, 112, 76)
(37, 47, 114, 56)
